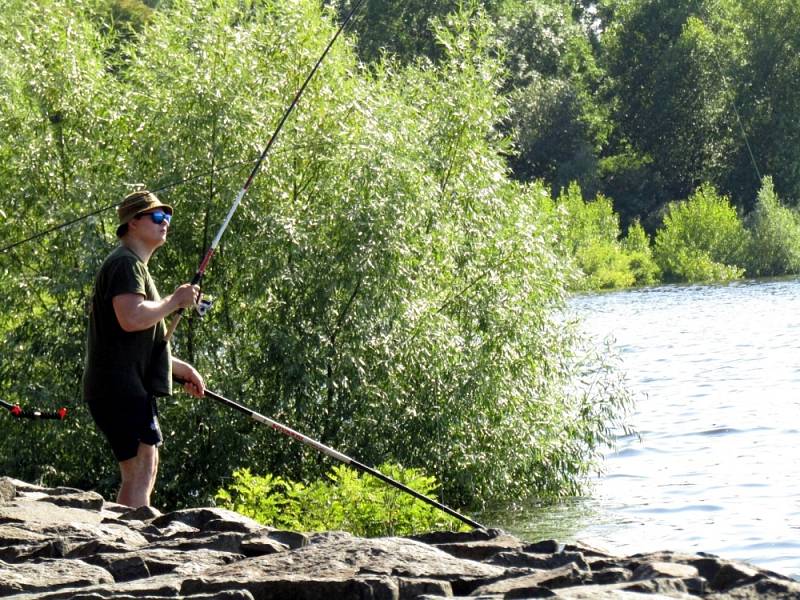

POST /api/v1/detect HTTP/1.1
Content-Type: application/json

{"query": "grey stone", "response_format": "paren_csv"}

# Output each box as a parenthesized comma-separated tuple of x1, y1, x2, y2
(1, 477, 796, 600)
(150, 507, 264, 532)
(261, 529, 309, 550)
(523, 539, 564, 554)
(488, 550, 589, 571)
(433, 532, 526, 561)
(0, 557, 114, 596)
(470, 564, 588, 597)
(710, 561, 762, 590)
(81, 547, 242, 581)
(141, 518, 198, 541)
(556, 588, 696, 599)
(411, 528, 506, 545)
(631, 561, 700, 581)
(0, 574, 184, 599)
(589, 567, 634, 585)
(118, 505, 163, 521)
(38, 490, 105, 511)
(181, 574, 400, 600)
(149, 531, 246, 553)
(397, 577, 453, 599)
(239, 532, 289, 556)
(203, 517, 267, 535)
(0, 477, 16, 503)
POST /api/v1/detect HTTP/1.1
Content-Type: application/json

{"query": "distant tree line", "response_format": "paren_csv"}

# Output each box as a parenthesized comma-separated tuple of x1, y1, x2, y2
(335, 0, 800, 235)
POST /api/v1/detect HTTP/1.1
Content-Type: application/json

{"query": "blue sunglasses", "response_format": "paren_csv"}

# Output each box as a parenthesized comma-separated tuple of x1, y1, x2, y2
(138, 210, 172, 225)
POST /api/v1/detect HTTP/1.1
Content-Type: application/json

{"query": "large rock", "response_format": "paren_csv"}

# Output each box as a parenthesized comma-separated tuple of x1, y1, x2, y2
(0, 476, 796, 600)
(0, 558, 114, 596)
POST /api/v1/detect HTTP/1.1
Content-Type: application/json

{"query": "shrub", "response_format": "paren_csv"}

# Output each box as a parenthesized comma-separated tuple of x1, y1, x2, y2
(556, 183, 657, 289)
(622, 220, 660, 285)
(574, 240, 635, 290)
(653, 184, 748, 282)
(214, 465, 469, 537)
(744, 176, 800, 277)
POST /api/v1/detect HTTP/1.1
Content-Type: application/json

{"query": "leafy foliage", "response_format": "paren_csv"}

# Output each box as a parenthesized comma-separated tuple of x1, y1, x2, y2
(653, 184, 749, 282)
(214, 465, 469, 536)
(0, 0, 633, 513)
(553, 183, 655, 290)
(622, 220, 660, 286)
(744, 177, 800, 277)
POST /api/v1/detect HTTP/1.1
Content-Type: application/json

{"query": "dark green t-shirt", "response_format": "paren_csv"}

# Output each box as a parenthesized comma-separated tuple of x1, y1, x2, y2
(82, 245, 172, 401)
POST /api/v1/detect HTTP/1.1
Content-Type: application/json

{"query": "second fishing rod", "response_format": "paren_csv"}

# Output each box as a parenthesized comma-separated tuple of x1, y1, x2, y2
(165, 0, 366, 342)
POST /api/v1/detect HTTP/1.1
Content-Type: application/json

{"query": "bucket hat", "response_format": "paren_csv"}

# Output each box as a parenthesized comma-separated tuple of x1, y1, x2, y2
(116, 190, 173, 237)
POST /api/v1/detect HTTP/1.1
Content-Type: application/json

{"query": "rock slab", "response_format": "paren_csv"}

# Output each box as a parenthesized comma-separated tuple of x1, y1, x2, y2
(0, 476, 797, 599)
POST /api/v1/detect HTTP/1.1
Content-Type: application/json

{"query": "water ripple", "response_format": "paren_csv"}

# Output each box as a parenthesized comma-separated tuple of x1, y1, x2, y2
(564, 278, 800, 580)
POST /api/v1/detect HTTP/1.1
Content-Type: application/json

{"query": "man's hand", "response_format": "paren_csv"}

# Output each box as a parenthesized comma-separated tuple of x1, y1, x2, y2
(170, 283, 201, 310)
(172, 358, 205, 398)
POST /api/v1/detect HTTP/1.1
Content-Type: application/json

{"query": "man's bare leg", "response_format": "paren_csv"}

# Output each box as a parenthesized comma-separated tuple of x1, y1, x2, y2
(117, 442, 158, 507)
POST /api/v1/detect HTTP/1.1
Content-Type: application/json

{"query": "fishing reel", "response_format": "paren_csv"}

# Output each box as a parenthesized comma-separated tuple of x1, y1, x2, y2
(195, 295, 214, 318)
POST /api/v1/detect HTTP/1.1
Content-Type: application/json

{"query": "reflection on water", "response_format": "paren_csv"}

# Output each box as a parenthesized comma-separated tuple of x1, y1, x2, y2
(502, 279, 800, 580)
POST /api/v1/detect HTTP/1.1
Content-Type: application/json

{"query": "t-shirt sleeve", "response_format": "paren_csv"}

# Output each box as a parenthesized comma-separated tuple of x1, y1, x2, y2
(103, 256, 147, 300)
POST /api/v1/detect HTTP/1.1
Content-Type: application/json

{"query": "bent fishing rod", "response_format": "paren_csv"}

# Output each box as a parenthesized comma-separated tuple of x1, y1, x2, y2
(176, 378, 484, 529)
(1, 397, 67, 421)
(165, 0, 366, 341)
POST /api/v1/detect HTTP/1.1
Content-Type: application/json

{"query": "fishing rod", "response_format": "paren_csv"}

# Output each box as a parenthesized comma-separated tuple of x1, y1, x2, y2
(176, 378, 484, 529)
(1, 397, 67, 421)
(165, 0, 367, 341)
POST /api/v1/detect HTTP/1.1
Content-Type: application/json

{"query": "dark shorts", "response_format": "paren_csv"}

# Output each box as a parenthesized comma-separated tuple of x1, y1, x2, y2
(87, 395, 163, 462)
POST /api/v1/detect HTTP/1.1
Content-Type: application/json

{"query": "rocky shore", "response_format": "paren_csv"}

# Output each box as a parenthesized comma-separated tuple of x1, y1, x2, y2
(1, 476, 798, 599)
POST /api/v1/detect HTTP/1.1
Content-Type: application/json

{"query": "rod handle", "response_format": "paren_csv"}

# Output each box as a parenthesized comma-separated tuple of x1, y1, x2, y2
(164, 309, 185, 341)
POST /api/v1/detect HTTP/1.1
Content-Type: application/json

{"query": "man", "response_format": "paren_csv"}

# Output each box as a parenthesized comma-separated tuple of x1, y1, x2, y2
(83, 190, 205, 508)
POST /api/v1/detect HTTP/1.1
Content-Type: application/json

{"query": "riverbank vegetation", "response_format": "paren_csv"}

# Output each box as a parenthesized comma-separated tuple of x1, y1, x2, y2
(0, 0, 795, 515)
(0, 0, 632, 513)
(215, 465, 469, 535)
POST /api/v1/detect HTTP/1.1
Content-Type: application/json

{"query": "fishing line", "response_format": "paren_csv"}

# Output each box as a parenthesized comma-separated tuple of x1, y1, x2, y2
(0, 160, 250, 255)
(164, 0, 367, 341)
(0, 137, 369, 256)
(701, 2, 762, 182)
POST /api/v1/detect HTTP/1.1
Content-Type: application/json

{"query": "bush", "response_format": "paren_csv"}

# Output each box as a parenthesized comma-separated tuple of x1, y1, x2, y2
(622, 220, 660, 285)
(0, 0, 633, 512)
(556, 183, 656, 289)
(214, 465, 469, 536)
(574, 240, 635, 290)
(744, 176, 800, 277)
(653, 184, 748, 282)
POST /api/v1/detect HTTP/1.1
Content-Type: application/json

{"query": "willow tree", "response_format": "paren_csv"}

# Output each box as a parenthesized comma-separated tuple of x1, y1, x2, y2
(0, 0, 631, 510)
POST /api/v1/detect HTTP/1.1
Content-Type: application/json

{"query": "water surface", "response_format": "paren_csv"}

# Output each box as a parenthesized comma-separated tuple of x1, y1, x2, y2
(504, 279, 800, 580)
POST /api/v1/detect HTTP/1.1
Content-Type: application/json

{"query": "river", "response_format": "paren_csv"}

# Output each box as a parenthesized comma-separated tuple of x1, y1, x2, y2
(501, 278, 800, 580)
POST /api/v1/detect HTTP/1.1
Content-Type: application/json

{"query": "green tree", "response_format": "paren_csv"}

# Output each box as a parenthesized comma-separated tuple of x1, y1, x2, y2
(622, 220, 660, 286)
(333, 0, 506, 64)
(600, 0, 744, 218)
(730, 0, 800, 207)
(0, 0, 129, 493)
(498, 0, 609, 195)
(0, 0, 632, 511)
(554, 183, 646, 290)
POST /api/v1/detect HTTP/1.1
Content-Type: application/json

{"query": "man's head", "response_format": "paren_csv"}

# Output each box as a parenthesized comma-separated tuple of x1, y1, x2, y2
(116, 190, 173, 238)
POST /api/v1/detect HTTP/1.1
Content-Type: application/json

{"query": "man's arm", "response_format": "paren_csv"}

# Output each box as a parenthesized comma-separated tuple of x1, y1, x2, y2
(112, 284, 199, 332)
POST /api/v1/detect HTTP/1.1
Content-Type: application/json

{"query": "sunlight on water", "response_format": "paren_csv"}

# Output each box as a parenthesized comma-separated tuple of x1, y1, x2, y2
(505, 279, 800, 580)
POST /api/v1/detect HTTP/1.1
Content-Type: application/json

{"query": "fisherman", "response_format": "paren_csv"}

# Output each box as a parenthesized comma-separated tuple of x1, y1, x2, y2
(83, 190, 205, 508)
